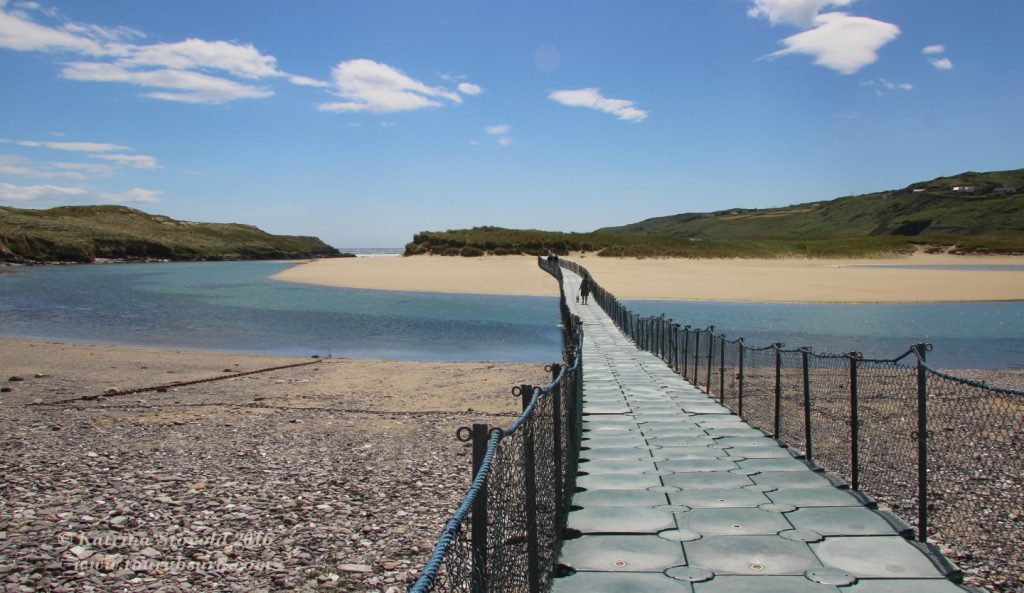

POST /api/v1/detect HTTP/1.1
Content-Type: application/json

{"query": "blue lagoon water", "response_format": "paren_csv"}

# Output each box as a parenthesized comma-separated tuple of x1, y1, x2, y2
(1, 262, 1021, 368)
(624, 299, 1024, 369)
(0, 262, 562, 362)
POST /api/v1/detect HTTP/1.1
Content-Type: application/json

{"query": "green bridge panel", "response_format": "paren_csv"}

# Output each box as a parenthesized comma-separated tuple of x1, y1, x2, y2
(552, 270, 968, 593)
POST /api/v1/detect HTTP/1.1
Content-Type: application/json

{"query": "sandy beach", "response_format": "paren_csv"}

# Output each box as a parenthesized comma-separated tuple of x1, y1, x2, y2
(0, 337, 542, 592)
(275, 252, 1024, 303)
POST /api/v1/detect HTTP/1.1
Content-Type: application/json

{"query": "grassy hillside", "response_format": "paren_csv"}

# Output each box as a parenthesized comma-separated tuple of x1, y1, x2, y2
(405, 169, 1024, 258)
(0, 205, 343, 263)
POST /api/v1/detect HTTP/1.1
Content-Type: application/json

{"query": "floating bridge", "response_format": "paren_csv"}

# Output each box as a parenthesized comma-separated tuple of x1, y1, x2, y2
(552, 268, 966, 593)
(410, 259, 1020, 593)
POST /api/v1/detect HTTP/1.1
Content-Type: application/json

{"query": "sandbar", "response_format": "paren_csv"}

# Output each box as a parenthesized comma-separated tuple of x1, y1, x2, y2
(274, 252, 1024, 303)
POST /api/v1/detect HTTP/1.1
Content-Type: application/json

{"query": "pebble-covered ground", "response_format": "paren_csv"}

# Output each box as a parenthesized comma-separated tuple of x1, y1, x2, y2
(1, 339, 543, 592)
(2, 339, 1020, 592)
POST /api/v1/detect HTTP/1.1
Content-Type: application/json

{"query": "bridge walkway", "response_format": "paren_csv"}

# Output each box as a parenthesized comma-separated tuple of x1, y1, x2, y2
(552, 269, 966, 593)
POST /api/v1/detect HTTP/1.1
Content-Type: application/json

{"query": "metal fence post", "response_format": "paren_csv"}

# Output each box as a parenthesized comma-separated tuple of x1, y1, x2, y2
(719, 335, 726, 404)
(693, 330, 701, 386)
(801, 348, 812, 461)
(773, 344, 783, 439)
(656, 317, 662, 358)
(915, 344, 929, 543)
(470, 423, 490, 593)
(738, 344, 745, 419)
(849, 353, 861, 491)
(550, 364, 564, 524)
(669, 324, 677, 372)
(663, 318, 670, 362)
(706, 327, 715, 393)
(658, 317, 664, 359)
(682, 326, 690, 380)
(519, 386, 541, 593)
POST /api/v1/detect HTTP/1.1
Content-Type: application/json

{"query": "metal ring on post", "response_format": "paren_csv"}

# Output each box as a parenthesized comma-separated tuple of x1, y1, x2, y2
(455, 426, 473, 442)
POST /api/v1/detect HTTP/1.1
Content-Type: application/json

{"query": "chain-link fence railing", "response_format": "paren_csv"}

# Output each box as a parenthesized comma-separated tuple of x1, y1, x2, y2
(558, 258, 1022, 592)
(409, 258, 582, 593)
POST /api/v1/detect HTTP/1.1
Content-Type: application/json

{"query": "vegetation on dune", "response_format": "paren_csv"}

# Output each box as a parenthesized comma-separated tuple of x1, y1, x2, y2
(0, 205, 344, 263)
(405, 168, 1024, 258)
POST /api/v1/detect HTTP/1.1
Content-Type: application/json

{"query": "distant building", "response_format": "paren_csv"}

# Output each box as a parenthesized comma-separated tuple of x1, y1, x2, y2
(994, 186, 1017, 195)
(912, 188, 927, 193)
(951, 185, 978, 193)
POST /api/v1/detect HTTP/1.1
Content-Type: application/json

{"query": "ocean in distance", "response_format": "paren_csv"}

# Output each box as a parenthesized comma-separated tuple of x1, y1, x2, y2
(339, 247, 404, 257)
(1, 260, 1021, 369)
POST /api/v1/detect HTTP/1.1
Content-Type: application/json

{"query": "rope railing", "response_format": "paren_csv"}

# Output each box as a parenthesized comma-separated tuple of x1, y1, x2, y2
(559, 258, 1022, 590)
(409, 257, 582, 593)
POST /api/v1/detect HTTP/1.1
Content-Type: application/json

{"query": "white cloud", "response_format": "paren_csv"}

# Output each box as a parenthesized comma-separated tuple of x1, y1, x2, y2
(50, 161, 113, 175)
(91, 153, 160, 169)
(101, 187, 160, 204)
(19, 140, 130, 152)
(289, 74, 330, 88)
(548, 88, 648, 122)
(921, 44, 953, 70)
(862, 78, 912, 95)
(112, 38, 282, 79)
(497, 137, 512, 146)
(0, 179, 159, 205)
(61, 21, 144, 45)
(0, 6, 300, 104)
(0, 8, 105, 54)
(747, 0, 854, 27)
(485, 124, 510, 135)
(457, 82, 482, 95)
(0, 154, 87, 179)
(317, 59, 463, 113)
(14, 138, 158, 172)
(765, 12, 900, 74)
(62, 62, 273, 103)
(0, 181, 86, 202)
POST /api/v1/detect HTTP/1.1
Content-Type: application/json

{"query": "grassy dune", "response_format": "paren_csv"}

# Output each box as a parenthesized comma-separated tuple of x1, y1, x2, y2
(405, 169, 1024, 258)
(0, 205, 343, 263)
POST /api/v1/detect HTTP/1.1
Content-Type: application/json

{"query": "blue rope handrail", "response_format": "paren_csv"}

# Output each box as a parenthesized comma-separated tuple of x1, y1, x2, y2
(408, 428, 502, 593)
(408, 265, 583, 592)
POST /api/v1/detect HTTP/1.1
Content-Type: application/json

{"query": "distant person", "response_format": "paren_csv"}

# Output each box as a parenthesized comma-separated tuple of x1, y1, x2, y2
(579, 274, 591, 305)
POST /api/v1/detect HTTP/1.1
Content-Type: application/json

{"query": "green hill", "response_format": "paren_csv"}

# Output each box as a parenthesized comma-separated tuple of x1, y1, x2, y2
(0, 205, 344, 263)
(405, 168, 1024, 258)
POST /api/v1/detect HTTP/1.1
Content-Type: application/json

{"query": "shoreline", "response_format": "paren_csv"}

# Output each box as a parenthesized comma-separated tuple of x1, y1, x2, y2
(0, 334, 552, 366)
(273, 252, 1024, 304)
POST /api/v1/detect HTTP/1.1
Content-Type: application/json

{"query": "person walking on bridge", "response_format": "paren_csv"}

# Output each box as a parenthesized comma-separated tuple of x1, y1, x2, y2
(579, 274, 592, 305)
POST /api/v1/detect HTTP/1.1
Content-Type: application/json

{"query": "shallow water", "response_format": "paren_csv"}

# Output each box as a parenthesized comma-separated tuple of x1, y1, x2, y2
(836, 264, 1024, 272)
(624, 299, 1024, 369)
(1, 261, 1021, 368)
(0, 261, 562, 362)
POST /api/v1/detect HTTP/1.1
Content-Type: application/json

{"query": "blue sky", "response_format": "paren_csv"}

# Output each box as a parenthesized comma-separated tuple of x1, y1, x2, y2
(1, 0, 1021, 247)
